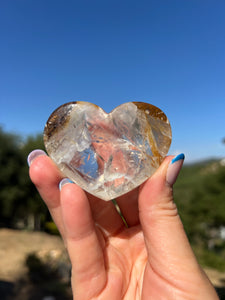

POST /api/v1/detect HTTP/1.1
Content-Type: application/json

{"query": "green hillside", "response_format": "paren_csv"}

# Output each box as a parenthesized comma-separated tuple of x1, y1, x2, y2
(174, 159, 225, 270)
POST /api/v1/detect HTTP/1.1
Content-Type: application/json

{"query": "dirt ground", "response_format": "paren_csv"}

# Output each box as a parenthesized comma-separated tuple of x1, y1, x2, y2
(0, 229, 66, 282)
(0, 229, 71, 300)
(0, 229, 225, 299)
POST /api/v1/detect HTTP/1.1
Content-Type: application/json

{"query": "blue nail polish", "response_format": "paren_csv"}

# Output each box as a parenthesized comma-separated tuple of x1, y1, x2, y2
(59, 178, 74, 190)
(171, 153, 185, 164)
(167, 154, 185, 186)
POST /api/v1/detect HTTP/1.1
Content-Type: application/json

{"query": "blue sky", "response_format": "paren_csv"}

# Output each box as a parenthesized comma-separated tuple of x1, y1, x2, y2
(0, 0, 224, 162)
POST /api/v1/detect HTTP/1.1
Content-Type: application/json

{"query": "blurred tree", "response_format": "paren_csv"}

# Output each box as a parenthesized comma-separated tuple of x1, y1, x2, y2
(174, 161, 225, 243)
(20, 133, 48, 230)
(22, 134, 45, 156)
(0, 127, 48, 230)
(191, 166, 225, 228)
(0, 127, 25, 227)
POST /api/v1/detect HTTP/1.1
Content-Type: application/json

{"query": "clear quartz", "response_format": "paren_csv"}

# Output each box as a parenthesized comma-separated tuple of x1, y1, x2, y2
(44, 101, 172, 200)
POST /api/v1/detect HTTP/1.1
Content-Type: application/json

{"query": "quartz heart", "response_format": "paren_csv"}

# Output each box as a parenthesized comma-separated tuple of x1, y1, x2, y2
(43, 102, 172, 200)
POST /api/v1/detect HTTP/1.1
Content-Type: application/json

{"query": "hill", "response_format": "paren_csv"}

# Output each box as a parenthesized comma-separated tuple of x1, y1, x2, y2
(174, 158, 225, 271)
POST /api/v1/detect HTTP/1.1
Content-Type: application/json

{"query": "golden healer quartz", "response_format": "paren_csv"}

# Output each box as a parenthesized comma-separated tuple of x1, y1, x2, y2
(43, 102, 172, 200)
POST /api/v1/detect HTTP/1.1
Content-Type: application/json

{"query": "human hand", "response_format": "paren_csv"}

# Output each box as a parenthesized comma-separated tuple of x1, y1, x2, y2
(28, 150, 218, 300)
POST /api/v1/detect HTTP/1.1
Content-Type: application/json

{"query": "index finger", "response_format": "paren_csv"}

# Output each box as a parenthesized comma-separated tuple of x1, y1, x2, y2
(28, 151, 65, 236)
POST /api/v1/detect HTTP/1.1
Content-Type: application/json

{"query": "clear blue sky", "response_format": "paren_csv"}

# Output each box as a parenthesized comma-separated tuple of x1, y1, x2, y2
(0, 0, 224, 162)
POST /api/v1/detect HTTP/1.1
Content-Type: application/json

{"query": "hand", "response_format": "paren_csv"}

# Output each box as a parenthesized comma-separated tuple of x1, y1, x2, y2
(28, 150, 218, 300)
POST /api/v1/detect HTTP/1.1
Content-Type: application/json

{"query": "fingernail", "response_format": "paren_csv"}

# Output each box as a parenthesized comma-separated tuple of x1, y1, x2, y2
(59, 178, 74, 191)
(27, 149, 47, 166)
(166, 153, 185, 186)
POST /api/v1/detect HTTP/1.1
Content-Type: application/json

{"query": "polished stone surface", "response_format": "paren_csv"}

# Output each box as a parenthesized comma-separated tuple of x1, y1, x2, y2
(44, 102, 172, 200)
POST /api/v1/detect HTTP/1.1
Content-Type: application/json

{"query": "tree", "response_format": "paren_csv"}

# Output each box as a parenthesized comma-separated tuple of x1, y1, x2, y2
(0, 127, 48, 230)
(0, 128, 25, 227)
(20, 133, 48, 230)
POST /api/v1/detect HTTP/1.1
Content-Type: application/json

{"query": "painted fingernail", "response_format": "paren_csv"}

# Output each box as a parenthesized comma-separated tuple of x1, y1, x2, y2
(59, 178, 74, 191)
(27, 149, 47, 166)
(166, 153, 185, 186)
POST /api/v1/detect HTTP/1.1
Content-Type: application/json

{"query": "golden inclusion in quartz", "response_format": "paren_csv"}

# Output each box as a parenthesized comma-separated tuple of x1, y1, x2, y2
(43, 102, 172, 200)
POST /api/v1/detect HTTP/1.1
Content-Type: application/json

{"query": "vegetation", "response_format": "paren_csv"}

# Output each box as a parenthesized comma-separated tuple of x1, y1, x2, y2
(0, 127, 47, 230)
(0, 126, 225, 270)
(174, 159, 225, 270)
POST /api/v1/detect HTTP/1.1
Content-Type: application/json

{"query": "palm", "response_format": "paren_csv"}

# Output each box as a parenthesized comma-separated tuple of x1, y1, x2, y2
(93, 224, 146, 299)
(67, 190, 147, 299)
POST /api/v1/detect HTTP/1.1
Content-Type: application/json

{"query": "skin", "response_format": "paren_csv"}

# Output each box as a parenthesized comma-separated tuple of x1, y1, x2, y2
(29, 154, 219, 300)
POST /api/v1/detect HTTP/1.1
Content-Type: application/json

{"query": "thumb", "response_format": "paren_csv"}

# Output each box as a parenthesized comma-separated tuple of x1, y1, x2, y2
(139, 154, 200, 275)
(139, 155, 218, 299)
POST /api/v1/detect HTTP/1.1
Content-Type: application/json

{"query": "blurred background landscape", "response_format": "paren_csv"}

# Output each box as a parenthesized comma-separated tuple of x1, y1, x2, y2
(0, 0, 225, 299)
(0, 128, 225, 299)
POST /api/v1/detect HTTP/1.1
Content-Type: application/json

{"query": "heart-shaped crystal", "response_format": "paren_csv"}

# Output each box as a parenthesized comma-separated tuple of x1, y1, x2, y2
(43, 102, 172, 200)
